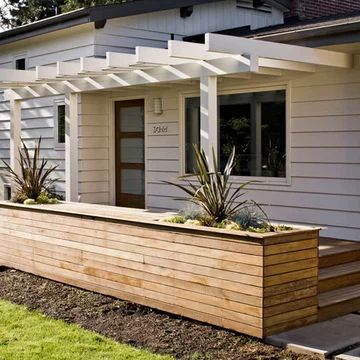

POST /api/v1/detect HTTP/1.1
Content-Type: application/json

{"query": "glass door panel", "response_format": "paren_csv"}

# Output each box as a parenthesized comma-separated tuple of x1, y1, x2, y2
(115, 99, 145, 209)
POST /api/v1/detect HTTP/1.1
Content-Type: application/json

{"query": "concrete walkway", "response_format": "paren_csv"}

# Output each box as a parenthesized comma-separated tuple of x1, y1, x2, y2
(265, 313, 360, 359)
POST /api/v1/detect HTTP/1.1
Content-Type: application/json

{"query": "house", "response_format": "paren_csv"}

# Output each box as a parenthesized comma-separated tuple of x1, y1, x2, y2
(0, 0, 359, 242)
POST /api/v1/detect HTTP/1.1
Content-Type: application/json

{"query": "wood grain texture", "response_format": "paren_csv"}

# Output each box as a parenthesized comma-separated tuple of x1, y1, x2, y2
(0, 202, 320, 338)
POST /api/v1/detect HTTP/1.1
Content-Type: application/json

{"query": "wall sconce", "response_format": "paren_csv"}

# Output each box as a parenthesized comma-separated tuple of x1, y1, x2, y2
(152, 97, 163, 115)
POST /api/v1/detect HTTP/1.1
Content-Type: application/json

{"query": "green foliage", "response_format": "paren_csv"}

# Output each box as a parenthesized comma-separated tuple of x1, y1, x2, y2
(23, 198, 36, 205)
(230, 206, 267, 229)
(276, 224, 293, 231)
(0, 0, 136, 29)
(165, 145, 253, 225)
(214, 219, 242, 231)
(163, 215, 186, 224)
(36, 192, 50, 204)
(2, 138, 59, 202)
(61, 0, 131, 12)
(0, 0, 61, 28)
(179, 204, 204, 220)
(0, 299, 173, 360)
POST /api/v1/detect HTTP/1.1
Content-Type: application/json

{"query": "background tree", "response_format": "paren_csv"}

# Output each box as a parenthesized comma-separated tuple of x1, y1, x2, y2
(0, 0, 133, 29)
(62, 0, 129, 13)
(0, 0, 63, 28)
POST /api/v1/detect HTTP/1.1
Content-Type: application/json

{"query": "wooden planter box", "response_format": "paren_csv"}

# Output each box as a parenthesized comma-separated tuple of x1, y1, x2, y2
(0, 202, 320, 338)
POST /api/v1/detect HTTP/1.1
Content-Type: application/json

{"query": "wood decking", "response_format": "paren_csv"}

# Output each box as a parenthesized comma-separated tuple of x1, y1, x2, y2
(318, 237, 360, 321)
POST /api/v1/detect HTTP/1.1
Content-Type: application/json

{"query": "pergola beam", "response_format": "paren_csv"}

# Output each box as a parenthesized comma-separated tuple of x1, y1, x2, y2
(205, 33, 353, 68)
(0, 69, 37, 83)
(80, 57, 107, 73)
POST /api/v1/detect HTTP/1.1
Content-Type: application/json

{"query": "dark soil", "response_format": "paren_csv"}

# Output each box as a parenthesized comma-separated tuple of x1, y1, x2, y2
(0, 268, 319, 360)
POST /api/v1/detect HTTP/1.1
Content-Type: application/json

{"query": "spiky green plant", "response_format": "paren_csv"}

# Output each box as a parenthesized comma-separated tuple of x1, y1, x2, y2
(2, 137, 58, 201)
(165, 145, 253, 225)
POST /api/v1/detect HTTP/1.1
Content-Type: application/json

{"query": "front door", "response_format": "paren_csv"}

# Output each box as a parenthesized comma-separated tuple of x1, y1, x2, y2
(115, 99, 145, 208)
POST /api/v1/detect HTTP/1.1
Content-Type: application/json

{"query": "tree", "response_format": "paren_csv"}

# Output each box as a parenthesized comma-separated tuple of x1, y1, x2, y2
(0, 0, 133, 29)
(0, 0, 63, 28)
(62, 0, 128, 13)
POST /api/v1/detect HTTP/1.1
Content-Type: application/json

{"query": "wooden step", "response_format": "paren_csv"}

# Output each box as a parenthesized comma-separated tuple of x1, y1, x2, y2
(319, 261, 360, 293)
(319, 238, 360, 268)
(318, 284, 360, 322)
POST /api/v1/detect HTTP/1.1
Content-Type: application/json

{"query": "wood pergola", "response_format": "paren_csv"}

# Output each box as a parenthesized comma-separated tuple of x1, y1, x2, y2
(0, 33, 354, 201)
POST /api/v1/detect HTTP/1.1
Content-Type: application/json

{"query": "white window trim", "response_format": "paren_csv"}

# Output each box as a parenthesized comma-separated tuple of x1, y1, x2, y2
(180, 83, 291, 187)
(54, 98, 66, 150)
(12, 53, 28, 70)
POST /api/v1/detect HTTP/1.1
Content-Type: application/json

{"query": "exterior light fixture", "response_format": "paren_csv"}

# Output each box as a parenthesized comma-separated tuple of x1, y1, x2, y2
(152, 97, 163, 115)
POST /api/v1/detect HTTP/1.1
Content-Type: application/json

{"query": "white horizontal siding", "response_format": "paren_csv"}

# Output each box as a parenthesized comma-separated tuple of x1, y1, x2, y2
(78, 93, 110, 205)
(143, 69, 360, 241)
(21, 96, 66, 197)
(95, 0, 283, 55)
(0, 91, 10, 199)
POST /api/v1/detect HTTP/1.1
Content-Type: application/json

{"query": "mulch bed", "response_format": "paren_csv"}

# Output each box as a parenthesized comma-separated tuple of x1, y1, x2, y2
(0, 268, 318, 360)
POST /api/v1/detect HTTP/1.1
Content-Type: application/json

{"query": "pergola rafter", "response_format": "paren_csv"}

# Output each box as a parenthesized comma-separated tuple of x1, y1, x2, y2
(1, 33, 355, 202)
(0, 33, 354, 100)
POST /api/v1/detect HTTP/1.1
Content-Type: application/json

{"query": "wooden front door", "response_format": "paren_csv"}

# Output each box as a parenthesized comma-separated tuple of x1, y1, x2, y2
(115, 99, 145, 208)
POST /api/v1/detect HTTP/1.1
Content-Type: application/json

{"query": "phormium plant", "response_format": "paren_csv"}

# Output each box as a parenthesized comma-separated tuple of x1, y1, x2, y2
(165, 145, 255, 225)
(2, 137, 58, 201)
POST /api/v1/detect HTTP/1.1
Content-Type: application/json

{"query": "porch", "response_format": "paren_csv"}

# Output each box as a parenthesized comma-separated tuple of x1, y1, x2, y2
(0, 33, 358, 240)
(0, 201, 359, 339)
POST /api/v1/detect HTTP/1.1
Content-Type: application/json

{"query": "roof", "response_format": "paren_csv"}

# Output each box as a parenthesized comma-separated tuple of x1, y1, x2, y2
(184, 10, 360, 47)
(0, 0, 291, 46)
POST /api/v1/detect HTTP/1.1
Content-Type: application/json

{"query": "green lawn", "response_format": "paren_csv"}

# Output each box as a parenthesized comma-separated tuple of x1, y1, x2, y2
(0, 300, 174, 360)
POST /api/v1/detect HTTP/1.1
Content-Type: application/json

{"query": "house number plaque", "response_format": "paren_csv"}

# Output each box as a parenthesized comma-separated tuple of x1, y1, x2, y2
(152, 125, 168, 134)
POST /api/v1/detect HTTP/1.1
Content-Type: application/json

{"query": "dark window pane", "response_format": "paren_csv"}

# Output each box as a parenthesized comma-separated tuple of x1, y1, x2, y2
(219, 90, 286, 177)
(184, 90, 286, 178)
(185, 97, 200, 173)
(261, 98, 286, 177)
(15, 58, 26, 70)
(57, 105, 65, 144)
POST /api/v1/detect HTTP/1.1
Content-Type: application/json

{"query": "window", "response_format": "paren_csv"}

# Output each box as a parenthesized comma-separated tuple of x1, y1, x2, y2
(184, 89, 287, 178)
(15, 58, 26, 70)
(236, 0, 272, 12)
(54, 102, 66, 148)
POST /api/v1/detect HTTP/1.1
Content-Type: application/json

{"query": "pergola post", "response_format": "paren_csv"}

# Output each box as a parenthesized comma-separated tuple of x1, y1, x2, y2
(65, 91, 79, 202)
(7, 90, 22, 193)
(200, 75, 218, 168)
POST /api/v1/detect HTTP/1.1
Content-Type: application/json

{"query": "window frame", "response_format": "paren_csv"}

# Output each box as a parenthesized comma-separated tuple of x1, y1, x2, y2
(12, 53, 28, 70)
(54, 98, 66, 150)
(180, 83, 291, 186)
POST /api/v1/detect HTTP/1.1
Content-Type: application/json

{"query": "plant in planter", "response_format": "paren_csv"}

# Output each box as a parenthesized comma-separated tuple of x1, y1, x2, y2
(2, 137, 60, 205)
(164, 145, 291, 232)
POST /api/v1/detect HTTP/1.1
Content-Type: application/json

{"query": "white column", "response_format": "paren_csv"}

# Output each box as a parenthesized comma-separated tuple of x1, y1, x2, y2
(200, 75, 218, 168)
(7, 90, 22, 185)
(65, 91, 79, 202)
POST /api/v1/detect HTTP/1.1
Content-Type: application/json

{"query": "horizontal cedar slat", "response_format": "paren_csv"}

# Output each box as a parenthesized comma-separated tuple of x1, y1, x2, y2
(264, 297, 318, 317)
(265, 239, 318, 256)
(0, 215, 263, 265)
(264, 258, 318, 276)
(0, 232, 262, 297)
(0, 224, 262, 287)
(0, 204, 320, 338)
(1, 240, 263, 311)
(264, 306, 318, 327)
(264, 268, 318, 287)
(0, 249, 262, 328)
(264, 277, 318, 297)
(264, 315, 318, 337)
(0, 255, 249, 334)
(263, 287, 318, 307)
(0, 208, 264, 254)
(264, 249, 318, 266)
